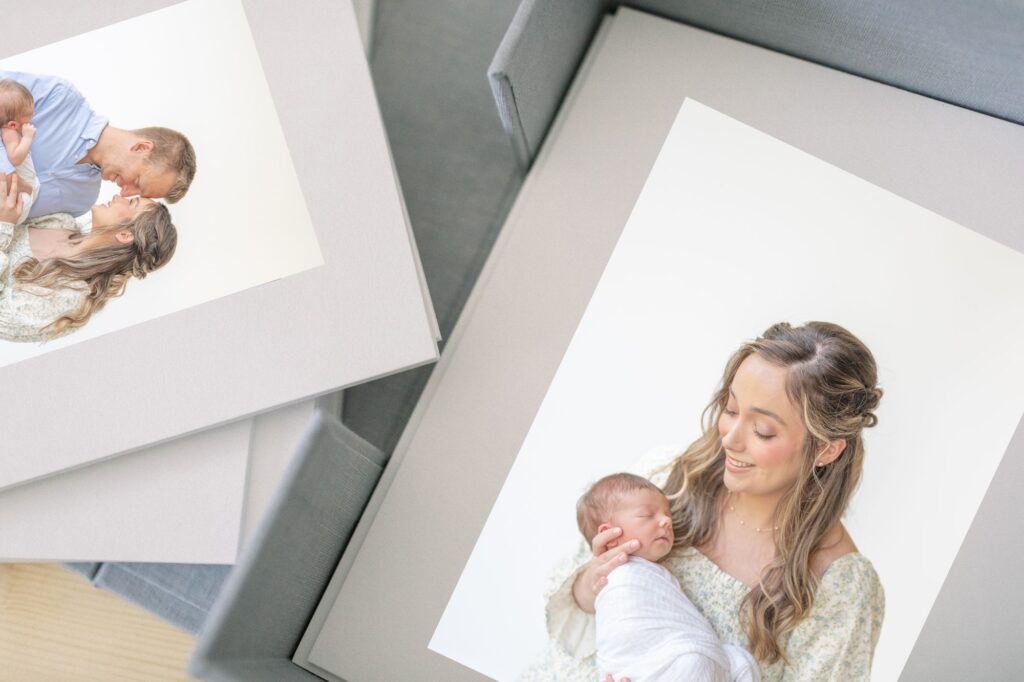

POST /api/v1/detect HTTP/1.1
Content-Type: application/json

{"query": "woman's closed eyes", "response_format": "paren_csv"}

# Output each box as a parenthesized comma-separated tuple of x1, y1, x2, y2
(723, 406, 776, 440)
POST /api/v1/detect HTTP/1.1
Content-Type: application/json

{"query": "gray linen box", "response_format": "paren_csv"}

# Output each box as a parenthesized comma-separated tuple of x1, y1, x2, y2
(189, 411, 385, 681)
(490, 0, 1024, 167)
(94, 563, 230, 634)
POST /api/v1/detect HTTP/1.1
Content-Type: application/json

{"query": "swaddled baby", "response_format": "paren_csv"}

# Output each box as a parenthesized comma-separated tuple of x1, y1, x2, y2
(577, 473, 760, 682)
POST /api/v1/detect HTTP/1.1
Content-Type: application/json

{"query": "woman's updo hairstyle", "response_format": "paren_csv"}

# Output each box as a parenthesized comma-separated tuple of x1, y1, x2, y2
(751, 321, 881, 480)
(124, 201, 177, 279)
(663, 321, 882, 664)
(14, 202, 178, 339)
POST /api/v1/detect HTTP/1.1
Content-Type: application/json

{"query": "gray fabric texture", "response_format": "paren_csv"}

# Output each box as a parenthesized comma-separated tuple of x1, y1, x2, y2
(92, 563, 231, 635)
(190, 659, 324, 682)
(339, 0, 526, 454)
(64, 562, 100, 580)
(491, 0, 1024, 165)
(189, 412, 385, 680)
(488, 0, 604, 166)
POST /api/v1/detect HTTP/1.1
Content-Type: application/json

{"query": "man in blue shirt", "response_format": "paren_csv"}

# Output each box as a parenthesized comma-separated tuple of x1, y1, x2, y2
(0, 70, 196, 218)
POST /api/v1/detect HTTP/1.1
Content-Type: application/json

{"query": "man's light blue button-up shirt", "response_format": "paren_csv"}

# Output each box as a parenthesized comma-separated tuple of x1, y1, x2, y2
(0, 70, 108, 218)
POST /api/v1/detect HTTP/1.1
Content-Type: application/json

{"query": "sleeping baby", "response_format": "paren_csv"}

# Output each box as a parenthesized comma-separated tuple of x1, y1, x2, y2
(576, 473, 760, 682)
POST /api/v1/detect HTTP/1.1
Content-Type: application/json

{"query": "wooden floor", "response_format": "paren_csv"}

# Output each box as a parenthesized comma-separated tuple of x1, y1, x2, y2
(0, 563, 196, 681)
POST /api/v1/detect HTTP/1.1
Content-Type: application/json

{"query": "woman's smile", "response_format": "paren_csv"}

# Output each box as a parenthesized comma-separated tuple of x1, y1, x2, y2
(725, 454, 755, 472)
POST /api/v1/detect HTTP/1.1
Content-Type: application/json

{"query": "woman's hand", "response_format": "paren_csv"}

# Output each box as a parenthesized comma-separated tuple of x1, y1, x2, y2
(0, 173, 24, 224)
(571, 526, 640, 614)
(605, 676, 632, 682)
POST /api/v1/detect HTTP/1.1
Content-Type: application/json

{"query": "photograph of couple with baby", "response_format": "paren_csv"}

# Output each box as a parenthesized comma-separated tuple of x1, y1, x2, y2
(0, 71, 195, 343)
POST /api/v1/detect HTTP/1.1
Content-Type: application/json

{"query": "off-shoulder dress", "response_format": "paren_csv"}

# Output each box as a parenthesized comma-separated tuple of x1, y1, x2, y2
(521, 451, 884, 681)
(0, 214, 87, 343)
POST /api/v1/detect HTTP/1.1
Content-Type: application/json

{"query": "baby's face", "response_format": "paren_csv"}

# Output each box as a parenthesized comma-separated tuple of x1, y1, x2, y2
(606, 488, 674, 562)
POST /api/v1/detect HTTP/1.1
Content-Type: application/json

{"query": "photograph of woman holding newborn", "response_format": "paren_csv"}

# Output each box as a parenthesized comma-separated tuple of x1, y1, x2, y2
(523, 321, 884, 681)
(427, 100, 1023, 682)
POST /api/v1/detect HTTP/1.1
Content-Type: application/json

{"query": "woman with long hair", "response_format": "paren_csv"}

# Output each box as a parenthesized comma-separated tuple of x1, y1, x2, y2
(527, 321, 885, 681)
(0, 173, 177, 342)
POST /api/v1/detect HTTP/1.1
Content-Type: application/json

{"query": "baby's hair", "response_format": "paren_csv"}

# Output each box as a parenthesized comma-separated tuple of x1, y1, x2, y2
(576, 472, 664, 542)
(0, 80, 33, 124)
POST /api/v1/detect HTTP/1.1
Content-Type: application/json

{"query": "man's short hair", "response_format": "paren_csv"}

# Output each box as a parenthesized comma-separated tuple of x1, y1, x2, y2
(576, 472, 664, 542)
(0, 79, 34, 124)
(134, 126, 196, 203)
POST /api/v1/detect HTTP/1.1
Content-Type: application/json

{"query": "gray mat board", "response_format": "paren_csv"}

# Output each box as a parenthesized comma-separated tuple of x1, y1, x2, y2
(899, 415, 1024, 680)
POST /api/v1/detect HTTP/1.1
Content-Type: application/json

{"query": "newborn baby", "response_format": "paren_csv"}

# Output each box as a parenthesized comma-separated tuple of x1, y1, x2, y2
(577, 473, 760, 682)
(0, 79, 38, 225)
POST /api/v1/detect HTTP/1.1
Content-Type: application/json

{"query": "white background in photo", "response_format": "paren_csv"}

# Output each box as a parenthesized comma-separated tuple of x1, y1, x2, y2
(429, 100, 1024, 681)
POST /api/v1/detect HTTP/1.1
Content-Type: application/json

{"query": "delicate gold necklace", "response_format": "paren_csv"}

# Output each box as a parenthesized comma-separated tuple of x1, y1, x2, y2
(727, 492, 779, 533)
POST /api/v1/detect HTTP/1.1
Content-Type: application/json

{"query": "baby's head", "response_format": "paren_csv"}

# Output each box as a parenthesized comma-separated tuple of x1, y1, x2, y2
(0, 80, 34, 133)
(577, 472, 675, 562)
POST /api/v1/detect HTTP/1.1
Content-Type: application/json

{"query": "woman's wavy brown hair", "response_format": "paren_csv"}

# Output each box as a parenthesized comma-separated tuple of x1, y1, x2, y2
(14, 203, 177, 338)
(662, 321, 882, 665)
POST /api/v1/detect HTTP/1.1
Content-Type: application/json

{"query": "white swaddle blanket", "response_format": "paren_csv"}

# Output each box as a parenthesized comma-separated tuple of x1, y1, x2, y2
(14, 153, 39, 226)
(595, 558, 760, 682)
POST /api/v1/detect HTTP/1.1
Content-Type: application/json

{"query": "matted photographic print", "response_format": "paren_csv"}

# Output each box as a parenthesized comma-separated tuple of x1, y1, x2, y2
(428, 100, 1024, 681)
(0, 0, 436, 491)
(0, 0, 322, 364)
